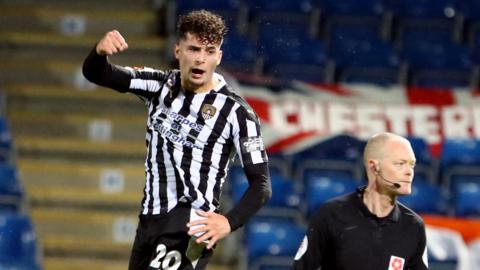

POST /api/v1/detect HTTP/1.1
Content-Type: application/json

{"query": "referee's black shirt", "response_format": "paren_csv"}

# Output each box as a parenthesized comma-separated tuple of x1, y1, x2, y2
(294, 187, 428, 270)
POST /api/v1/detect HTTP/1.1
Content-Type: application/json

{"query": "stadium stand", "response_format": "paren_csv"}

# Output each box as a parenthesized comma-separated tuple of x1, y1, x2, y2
(244, 217, 305, 270)
(2, 0, 480, 269)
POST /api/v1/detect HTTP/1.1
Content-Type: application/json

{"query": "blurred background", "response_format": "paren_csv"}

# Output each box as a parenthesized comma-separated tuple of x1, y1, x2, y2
(1, 0, 480, 269)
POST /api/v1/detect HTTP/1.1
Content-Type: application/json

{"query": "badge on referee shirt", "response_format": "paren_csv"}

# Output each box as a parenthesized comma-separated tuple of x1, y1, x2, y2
(388, 255, 405, 270)
(201, 104, 217, 120)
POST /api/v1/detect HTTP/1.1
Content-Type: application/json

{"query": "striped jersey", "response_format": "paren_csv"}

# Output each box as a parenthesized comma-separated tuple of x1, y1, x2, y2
(123, 68, 268, 215)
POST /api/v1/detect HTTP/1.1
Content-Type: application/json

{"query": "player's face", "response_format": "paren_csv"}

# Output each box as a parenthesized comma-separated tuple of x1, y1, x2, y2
(175, 32, 223, 93)
(379, 140, 416, 195)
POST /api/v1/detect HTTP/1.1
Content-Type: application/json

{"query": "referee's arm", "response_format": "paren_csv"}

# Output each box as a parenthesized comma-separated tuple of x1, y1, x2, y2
(409, 224, 429, 270)
(293, 208, 328, 270)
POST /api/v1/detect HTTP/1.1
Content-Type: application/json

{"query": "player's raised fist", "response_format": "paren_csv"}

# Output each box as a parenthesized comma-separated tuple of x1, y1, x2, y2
(96, 30, 129, 56)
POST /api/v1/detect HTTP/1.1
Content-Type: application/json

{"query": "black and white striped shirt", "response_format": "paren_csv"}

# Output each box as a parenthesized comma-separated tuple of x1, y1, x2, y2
(83, 49, 270, 224)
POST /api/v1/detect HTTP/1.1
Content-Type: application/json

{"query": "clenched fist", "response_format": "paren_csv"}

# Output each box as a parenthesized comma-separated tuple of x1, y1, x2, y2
(96, 30, 129, 56)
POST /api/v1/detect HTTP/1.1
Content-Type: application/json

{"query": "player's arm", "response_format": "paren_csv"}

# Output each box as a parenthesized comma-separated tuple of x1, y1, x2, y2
(187, 162, 271, 249)
(224, 104, 272, 231)
(224, 162, 271, 230)
(293, 207, 329, 270)
(82, 30, 165, 96)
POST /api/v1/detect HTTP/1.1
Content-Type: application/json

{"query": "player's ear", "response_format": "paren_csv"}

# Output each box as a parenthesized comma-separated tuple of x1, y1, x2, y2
(174, 43, 180, 60)
(216, 49, 223, 65)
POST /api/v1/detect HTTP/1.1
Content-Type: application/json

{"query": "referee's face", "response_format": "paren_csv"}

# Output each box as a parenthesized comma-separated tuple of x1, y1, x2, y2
(380, 139, 416, 195)
(175, 32, 223, 93)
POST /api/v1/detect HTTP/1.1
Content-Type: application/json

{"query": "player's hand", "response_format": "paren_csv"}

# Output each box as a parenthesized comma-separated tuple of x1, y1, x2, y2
(187, 210, 231, 249)
(96, 30, 129, 56)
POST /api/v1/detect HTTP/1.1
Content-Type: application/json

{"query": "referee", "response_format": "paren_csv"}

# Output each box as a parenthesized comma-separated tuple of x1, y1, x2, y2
(294, 132, 428, 270)
(83, 10, 271, 270)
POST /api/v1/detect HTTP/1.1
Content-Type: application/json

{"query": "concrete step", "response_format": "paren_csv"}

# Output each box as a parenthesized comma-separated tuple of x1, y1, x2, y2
(4, 84, 146, 115)
(0, 32, 168, 79)
(32, 207, 137, 259)
(9, 110, 146, 142)
(30, 207, 138, 255)
(0, 5, 158, 37)
(18, 158, 145, 201)
(0, 0, 155, 11)
(15, 136, 145, 162)
(44, 257, 129, 270)
(44, 257, 231, 270)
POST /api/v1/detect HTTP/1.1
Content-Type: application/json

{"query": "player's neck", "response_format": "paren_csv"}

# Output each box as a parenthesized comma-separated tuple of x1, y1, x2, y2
(183, 77, 219, 94)
(363, 187, 395, 218)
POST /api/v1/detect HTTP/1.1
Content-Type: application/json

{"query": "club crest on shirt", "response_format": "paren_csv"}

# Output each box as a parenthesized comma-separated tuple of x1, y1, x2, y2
(388, 255, 405, 270)
(201, 104, 217, 120)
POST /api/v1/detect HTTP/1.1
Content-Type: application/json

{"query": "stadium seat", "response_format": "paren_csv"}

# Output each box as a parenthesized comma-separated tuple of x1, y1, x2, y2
(167, 0, 244, 33)
(303, 175, 358, 216)
(245, 217, 305, 269)
(402, 41, 473, 88)
(314, 0, 387, 44)
(426, 226, 462, 270)
(452, 181, 480, 217)
(406, 136, 436, 184)
(398, 179, 448, 215)
(0, 164, 23, 212)
(330, 32, 401, 85)
(221, 33, 258, 74)
(247, 0, 313, 26)
(257, 22, 329, 83)
(385, 0, 457, 42)
(291, 134, 366, 181)
(458, 0, 480, 47)
(313, 0, 385, 17)
(0, 117, 12, 163)
(0, 214, 42, 269)
(229, 166, 301, 220)
(440, 138, 480, 188)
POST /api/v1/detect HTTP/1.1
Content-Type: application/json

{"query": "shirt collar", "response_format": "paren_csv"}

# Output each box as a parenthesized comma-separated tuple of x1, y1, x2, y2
(356, 186, 401, 223)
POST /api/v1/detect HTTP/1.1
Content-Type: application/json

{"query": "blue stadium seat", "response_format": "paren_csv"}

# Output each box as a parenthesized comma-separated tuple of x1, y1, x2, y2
(291, 134, 366, 178)
(257, 22, 328, 83)
(265, 38, 328, 83)
(229, 166, 301, 220)
(247, 0, 313, 23)
(328, 24, 400, 85)
(0, 214, 42, 269)
(313, 0, 387, 42)
(398, 179, 448, 215)
(171, 0, 242, 29)
(441, 138, 480, 167)
(303, 175, 357, 216)
(313, 0, 385, 17)
(406, 136, 435, 184)
(0, 118, 12, 163)
(0, 165, 23, 212)
(440, 138, 480, 188)
(245, 217, 305, 269)
(221, 33, 258, 73)
(402, 41, 472, 88)
(387, 0, 458, 55)
(451, 179, 480, 217)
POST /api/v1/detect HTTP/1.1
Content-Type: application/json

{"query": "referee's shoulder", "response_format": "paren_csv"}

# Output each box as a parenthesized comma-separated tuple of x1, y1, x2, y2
(397, 201, 426, 227)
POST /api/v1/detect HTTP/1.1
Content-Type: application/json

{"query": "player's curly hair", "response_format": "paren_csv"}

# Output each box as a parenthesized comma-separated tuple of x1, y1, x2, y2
(176, 10, 227, 45)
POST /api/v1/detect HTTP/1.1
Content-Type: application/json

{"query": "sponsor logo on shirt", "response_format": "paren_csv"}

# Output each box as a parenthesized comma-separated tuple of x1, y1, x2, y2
(201, 104, 217, 120)
(240, 136, 265, 153)
(388, 255, 405, 270)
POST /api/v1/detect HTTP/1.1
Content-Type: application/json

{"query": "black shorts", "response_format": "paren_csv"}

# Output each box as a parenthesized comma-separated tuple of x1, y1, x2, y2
(128, 203, 213, 270)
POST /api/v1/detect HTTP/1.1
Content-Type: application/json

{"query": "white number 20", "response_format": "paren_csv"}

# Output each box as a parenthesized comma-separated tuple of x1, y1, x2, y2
(149, 244, 182, 270)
